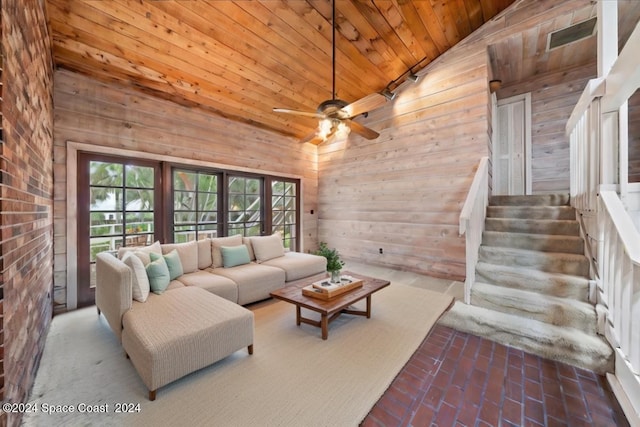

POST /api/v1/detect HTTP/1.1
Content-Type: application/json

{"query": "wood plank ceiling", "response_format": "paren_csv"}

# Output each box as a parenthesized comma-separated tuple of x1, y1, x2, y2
(45, 1, 639, 141)
(46, 0, 516, 140)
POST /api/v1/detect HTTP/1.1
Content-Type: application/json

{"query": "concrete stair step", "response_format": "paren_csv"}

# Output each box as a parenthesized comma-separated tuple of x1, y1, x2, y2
(482, 231, 584, 254)
(485, 218, 580, 236)
(478, 246, 589, 276)
(490, 194, 570, 207)
(438, 303, 613, 374)
(471, 282, 596, 333)
(475, 262, 590, 302)
(487, 205, 576, 220)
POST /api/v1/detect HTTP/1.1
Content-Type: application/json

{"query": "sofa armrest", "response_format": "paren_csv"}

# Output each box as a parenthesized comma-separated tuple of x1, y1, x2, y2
(96, 252, 133, 342)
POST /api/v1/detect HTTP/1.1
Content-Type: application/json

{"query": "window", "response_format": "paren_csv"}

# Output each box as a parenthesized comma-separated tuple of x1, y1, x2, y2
(271, 180, 298, 250)
(173, 169, 220, 242)
(227, 175, 263, 237)
(78, 154, 299, 306)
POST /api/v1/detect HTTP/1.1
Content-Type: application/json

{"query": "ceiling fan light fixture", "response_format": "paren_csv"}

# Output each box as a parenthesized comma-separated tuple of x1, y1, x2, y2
(382, 88, 396, 101)
(336, 121, 351, 138)
(318, 118, 333, 139)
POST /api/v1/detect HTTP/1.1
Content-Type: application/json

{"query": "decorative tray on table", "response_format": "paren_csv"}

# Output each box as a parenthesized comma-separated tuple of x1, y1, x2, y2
(302, 275, 363, 300)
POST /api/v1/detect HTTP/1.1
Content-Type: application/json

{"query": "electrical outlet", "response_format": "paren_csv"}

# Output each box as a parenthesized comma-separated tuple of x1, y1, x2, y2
(379, 248, 383, 254)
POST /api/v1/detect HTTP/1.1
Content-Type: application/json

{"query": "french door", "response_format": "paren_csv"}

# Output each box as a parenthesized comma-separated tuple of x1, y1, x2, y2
(76, 153, 162, 307)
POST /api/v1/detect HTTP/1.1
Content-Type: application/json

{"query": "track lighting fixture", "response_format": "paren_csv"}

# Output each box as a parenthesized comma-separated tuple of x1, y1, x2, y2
(381, 88, 396, 101)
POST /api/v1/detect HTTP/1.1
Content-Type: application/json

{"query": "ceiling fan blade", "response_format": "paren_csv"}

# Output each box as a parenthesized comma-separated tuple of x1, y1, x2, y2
(273, 108, 324, 119)
(340, 93, 388, 118)
(346, 119, 379, 140)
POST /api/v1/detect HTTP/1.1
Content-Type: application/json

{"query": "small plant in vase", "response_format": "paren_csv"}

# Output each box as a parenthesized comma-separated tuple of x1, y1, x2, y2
(315, 242, 345, 284)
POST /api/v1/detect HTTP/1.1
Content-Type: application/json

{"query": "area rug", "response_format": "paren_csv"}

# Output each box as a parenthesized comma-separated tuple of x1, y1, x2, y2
(23, 284, 453, 427)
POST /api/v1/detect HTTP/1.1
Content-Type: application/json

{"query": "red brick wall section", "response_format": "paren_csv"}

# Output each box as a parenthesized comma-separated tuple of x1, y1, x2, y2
(1, 1, 55, 426)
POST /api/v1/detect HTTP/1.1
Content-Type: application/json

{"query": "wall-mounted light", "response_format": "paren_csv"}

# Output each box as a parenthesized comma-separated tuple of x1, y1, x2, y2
(489, 79, 502, 93)
(381, 88, 396, 101)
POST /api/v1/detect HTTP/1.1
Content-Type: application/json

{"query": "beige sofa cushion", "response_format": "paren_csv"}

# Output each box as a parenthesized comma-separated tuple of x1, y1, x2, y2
(209, 263, 285, 305)
(197, 239, 212, 269)
(161, 241, 198, 274)
(249, 233, 284, 263)
(262, 252, 327, 282)
(211, 235, 243, 268)
(176, 270, 238, 303)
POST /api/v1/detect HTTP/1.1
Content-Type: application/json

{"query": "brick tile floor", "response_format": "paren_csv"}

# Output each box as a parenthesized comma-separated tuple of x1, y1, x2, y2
(361, 325, 628, 427)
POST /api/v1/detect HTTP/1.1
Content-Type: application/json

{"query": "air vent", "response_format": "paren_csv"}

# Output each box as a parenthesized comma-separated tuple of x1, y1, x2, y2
(547, 17, 597, 51)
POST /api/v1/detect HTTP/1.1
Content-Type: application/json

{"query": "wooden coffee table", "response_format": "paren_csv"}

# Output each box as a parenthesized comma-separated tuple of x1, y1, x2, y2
(270, 272, 390, 340)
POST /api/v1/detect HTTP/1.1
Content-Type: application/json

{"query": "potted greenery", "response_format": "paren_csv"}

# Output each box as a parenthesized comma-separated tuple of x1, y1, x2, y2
(315, 242, 345, 283)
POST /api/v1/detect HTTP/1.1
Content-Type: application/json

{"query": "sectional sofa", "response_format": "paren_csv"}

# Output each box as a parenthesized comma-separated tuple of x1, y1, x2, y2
(95, 233, 326, 400)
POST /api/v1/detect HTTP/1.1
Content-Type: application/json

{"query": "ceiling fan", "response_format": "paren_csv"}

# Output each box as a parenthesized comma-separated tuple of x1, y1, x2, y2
(273, 0, 387, 144)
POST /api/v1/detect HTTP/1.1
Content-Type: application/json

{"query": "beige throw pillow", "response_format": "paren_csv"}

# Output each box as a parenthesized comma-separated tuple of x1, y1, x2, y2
(118, 240, 161, 260)
(211, 235, 243, 268)
(251, 233, 285, 263)
(161, 241, 198, 274)
(122, 251, 150, 302)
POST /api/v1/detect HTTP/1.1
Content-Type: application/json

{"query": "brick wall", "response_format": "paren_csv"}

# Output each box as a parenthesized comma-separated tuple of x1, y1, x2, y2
(1, 1, 55, 426)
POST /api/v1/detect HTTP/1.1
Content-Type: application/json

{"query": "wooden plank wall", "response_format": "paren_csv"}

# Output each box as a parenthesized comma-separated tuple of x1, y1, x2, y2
(317, 49, 490, 280)
(316, 0, 595, 280)
(53, 70, 318, 312)
(498, 63, 596, 193)
(1, 1, 55, 426)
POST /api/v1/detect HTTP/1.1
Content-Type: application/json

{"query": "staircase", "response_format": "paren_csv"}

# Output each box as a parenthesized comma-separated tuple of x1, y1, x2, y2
(440, 194, 613, 373)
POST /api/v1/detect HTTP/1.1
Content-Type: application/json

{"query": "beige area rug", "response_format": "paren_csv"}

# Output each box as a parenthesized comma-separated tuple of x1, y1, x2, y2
(23, 284, 453, 427)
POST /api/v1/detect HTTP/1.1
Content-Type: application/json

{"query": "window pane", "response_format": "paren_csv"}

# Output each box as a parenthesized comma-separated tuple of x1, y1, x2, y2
(175, 211, 197, 224)
(125, 165, 154, 188)
(198, 212, 218, 223)
(198, 174, 218, 192)
(174, 191, 196, 210)
(125, 188, 154, 210)
(246, 195, 260, 209)
(90, 188, 122, 211)
(229, 177, 244, 193)
(229, 194, 245, 211)
(246, 179, 260, 194)
(174, 171, 196, 191)
(90, 161, 122, 186)
(285, 182, 296, 196)
(198, 194, 217, 211)
(173, 169, 220, 241)
(272, 195, 284, 210)
(272, 181, 285, 195)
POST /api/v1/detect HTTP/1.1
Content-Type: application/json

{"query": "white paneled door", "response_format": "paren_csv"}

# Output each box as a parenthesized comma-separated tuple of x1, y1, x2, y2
(494, 93, 532, 195)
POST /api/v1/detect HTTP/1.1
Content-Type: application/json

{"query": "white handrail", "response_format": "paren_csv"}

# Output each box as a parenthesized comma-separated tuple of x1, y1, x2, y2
(459, 157, 489, 304)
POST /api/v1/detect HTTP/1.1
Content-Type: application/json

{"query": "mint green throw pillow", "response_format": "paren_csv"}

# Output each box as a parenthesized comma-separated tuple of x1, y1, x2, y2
(220, 245, 251, 268)
(146, 256, 170, 294)
(150, 250, 183, 281)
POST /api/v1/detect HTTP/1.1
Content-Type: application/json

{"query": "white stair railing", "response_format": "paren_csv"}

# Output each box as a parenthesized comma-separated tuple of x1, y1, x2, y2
(459, 157, 489, 304)
(566, 9, 640, 422)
